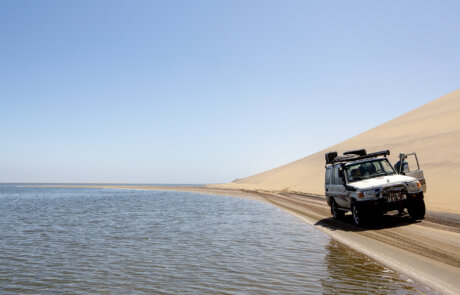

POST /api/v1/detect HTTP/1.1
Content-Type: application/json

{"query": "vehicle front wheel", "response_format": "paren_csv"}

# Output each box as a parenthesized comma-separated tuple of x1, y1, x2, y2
(408, 199, 425, 220)
(351, 202, 366, 227)
(331, 199, 345, 220)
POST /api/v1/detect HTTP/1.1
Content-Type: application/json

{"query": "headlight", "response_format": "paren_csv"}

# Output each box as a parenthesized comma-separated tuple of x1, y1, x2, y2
(364, 190, 376, 198)
(358, 190, 376, 199)
(407, 181, 421, 192)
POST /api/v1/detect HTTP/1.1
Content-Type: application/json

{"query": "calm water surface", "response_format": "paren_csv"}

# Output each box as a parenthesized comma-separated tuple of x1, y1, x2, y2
(0, 185, 437, 294)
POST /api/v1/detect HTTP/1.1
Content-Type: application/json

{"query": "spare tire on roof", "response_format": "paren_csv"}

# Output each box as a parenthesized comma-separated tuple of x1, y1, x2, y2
(325, 151, 338, 164)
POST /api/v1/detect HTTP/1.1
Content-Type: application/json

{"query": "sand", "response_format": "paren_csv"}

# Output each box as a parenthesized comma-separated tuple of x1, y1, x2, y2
(213, 89, 460, 214)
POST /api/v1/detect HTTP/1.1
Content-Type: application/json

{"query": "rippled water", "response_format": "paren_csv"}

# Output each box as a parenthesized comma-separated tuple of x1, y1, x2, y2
(0, 185, 437, 294)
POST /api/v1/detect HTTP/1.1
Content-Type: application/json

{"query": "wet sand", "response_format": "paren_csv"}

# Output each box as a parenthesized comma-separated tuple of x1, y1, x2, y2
(38, 184, 460, 295)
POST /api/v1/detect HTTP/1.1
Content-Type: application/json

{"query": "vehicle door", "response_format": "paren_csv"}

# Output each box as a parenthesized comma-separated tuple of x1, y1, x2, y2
(402, 153, 427, 193)
(330, 165, 349, 208)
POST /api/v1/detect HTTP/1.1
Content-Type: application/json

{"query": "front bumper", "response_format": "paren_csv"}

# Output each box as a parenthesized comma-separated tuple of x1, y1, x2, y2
(357, 192, 423, 214)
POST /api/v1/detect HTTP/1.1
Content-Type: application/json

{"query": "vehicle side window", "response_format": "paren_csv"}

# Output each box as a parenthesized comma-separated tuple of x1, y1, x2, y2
(337, 168, 343, 185)
(332, 167, 338, 184)
(333, 167, 344, 185)
(325, 168, 332, 185)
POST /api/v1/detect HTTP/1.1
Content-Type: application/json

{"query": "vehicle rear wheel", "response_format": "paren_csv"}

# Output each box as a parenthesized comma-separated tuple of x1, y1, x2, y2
(408, 199, 425, 220)
(351, 202, 366, 227)
(331, 199, 345, 220)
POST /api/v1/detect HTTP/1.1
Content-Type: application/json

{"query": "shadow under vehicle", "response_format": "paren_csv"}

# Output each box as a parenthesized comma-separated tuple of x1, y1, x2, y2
(324, 149, 426, 227)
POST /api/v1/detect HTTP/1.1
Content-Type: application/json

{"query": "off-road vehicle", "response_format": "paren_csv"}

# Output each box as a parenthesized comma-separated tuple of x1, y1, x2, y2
(325, 149, 426, 227)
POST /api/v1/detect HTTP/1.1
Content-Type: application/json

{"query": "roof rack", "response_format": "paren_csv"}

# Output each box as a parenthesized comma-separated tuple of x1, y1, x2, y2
(343, 149, 366, 156)
(325, 150, 390, 165)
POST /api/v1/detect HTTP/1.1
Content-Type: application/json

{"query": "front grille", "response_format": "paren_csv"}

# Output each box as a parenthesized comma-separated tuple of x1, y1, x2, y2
(382, 185, 406, 196)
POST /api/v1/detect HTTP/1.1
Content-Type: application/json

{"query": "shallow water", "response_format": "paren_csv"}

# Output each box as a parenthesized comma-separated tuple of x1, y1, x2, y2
(0, 185, 437, 294)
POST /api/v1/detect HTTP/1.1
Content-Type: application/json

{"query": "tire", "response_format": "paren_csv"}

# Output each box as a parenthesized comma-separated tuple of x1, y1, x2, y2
(351, 202, 366, 227)
(408, 199, 425, 220)
(330, 199, 345, 220)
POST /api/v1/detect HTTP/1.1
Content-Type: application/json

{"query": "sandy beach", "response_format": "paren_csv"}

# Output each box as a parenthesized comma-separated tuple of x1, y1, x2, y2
(39, 184, 460, 295)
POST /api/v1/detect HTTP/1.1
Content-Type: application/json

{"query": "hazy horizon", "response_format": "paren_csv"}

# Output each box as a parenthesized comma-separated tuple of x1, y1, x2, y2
(1, 0, 459, 183)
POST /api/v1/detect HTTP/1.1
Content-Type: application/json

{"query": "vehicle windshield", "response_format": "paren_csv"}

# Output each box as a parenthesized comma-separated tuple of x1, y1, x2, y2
(345, 158, 396, 183)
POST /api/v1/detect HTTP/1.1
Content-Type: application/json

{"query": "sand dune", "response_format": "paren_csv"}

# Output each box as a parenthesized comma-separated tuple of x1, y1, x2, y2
(214, 89, 460, 214)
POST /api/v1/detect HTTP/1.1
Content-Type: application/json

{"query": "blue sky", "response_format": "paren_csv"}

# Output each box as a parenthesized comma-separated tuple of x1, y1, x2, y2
(1, 0, 459, 183)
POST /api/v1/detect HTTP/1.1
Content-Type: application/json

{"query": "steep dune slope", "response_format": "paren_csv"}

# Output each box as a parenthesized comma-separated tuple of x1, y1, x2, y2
(215, 89, 460, 213)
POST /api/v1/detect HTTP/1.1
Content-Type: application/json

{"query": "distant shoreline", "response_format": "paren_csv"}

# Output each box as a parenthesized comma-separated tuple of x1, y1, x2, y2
(27, 184, 460, 295)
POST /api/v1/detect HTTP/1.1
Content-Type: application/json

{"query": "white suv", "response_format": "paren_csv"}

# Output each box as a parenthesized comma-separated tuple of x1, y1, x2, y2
(325, 149, 426, 227)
